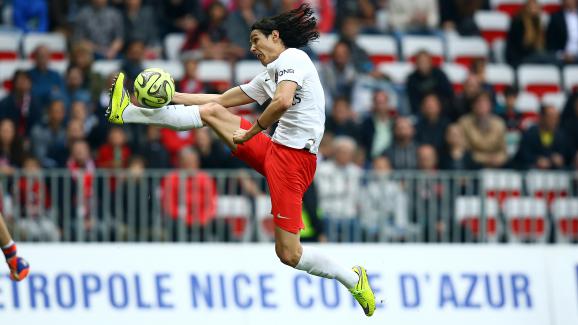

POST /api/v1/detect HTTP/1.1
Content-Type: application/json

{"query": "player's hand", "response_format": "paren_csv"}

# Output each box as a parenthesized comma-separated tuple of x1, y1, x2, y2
(233, 128, 251, 144)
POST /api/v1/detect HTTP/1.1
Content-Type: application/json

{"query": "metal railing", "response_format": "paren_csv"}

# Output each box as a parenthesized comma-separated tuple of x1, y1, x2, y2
(1, 169, 577, 244)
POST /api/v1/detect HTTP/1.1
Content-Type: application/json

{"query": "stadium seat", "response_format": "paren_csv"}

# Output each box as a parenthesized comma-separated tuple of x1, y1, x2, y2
(525, 171, 569, 205)
(377, 62, 414, 85)
(356, 35, 397, 65)
(401, 36, 444, 65)
(441, 63, 468, 92)
(539, 0, 562, 14)
(446, 36, 489, 67)
(551, 198, 578, 242)
(515, 92, 540, 127)
(309, 33, 338, 62)
(562, 65, 578, 92)
(0, 60, 33, 90)
(485, 64, 514, 93)
(474, 11, 510, 44)
(164, 33, 186, 61)
(197, 60, 232, 89)
(235, 60, 265, 84)
(541, 92, 566, 111)
(503, 197, 548, 242)
(216, 195, 252, 240)
(481, 170, 522, 206)
(517, 64, 561, 98)
(91, 60, 121, 77)
(455, 196, 501, 242)
(143, 60, 184, 80)
(255, 195, 274, 241)
(491, 0, 525, 16)
(22, 32, 67, 60)
(0, 32, 22, 60)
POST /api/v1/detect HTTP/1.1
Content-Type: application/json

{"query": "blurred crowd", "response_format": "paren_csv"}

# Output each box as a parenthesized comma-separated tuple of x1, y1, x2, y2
(0, 0, 578, 242)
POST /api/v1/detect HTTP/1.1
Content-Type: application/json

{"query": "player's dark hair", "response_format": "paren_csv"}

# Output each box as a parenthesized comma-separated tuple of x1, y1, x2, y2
(251, 3, 319, 49)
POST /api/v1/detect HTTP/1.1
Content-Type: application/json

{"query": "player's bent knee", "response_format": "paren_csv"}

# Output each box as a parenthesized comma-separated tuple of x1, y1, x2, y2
(275, 246, 301, 267)
(200, 102, 226, 121)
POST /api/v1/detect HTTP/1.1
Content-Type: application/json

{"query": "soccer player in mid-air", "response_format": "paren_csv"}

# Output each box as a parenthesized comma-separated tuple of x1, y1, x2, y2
(107, 4, 375, 316)
(0, 212, 30, 281)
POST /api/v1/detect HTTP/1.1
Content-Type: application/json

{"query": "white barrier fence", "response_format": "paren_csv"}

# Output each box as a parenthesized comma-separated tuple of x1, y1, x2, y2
(0, 244, 576, 325)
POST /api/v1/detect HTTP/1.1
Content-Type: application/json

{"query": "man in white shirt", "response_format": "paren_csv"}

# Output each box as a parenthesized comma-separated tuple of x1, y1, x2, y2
(547, 0, 578, 63)
(106, 3, 375, 317)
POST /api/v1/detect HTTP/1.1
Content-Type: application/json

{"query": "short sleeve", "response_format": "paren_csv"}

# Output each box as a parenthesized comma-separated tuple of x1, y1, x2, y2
(274, 50, 306, 87)
(239, 72, 270, 105)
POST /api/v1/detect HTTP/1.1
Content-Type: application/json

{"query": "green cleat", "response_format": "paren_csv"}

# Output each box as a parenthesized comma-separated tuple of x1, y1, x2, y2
(350, 266, 376, 317)
(105, 72, 130, 124)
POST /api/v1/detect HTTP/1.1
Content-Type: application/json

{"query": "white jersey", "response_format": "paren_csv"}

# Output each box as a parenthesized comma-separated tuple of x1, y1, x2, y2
(239, 48, 325, 154)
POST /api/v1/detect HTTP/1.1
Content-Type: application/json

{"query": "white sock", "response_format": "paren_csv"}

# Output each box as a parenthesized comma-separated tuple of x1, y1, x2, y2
(122, 104, 203, 131)
(2, 240, 14, 249)
(295, 246, 359, 289)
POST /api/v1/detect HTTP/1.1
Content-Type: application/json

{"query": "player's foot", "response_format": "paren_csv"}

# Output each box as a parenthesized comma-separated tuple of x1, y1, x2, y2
(6, 256, 29, 281)
(106, 72, 130, 125)
(349, 266, 376, 317)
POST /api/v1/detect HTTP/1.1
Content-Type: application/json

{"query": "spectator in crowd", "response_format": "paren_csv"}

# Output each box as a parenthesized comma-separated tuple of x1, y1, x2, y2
(113, 156, 156, 240)
(28, 45, 65, 103)
(96, 127, 132, 169)
(360, 156, 409, 241)
(383, 117, 419, 170)
(74, 0, 124, 60)
(0, 70, 43, 136)
(440, 0, 486, 36)
(123, 0, 160, 58)
(134, 125, 171, 169)
(65, 140, 96, 238)
(407, 50, 454, 116)
(319, 40, 359, 109)
(15, 156, 59, 242)
(506, 0, 550, 67)
(359, 90, 393, 161)
(496, 86, 523, 131)
(69, 42, 104, 102)
(415, 144, 447, 242)
(338, 17, 373, 72)
(181, 2, 244, 61)
(561, 93, 578, 153)
(62, 66, 92, 108)
(47, 119, 86, 168)
(546, 0, 578, 64)
(161, 147, 217, 241)
(160, 0, 201, 35)
(120, 40, 146, 83)
(196, 128, 229, 169)
(388, 0, 439, 34)
(31, 99, 67, 168)
(335, 0, 378, 31)
(13, 0, 48, 32)
(316, 136, 362, 242)
(70, 100, 98, 137)
(325, 97, 359, 139)
(416, 93, 450, 153)
(160, 125, 196, 166)
(226, 0, 259, 58)
(0, 119, 25, 175)
(178, 55, 205, 94)
(458, 92, 508, 168)
(516, 104, 571, 169)
(452, 74, 483, 121)
(439, 124, 477, 170)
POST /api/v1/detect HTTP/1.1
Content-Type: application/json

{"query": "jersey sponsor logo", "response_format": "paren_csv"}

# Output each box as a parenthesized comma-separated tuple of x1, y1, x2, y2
(278, 69, 294, 77)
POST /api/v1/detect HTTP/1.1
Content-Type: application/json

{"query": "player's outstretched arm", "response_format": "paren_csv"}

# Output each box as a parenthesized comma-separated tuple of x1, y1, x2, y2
(233, 81, 297, 144)
(172, 86, 255, 108)
(0, 212, 30, 281)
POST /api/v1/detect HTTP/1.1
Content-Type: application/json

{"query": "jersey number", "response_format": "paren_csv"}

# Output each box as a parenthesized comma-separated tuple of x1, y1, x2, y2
(292, 94, 302, 106)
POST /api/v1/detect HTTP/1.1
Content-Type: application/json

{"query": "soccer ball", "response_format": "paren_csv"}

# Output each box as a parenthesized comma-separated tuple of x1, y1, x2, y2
(134, 68, 175, 108)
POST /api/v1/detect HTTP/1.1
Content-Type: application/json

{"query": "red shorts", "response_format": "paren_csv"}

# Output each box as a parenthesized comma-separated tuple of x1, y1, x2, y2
(233, 118, 317, 234)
